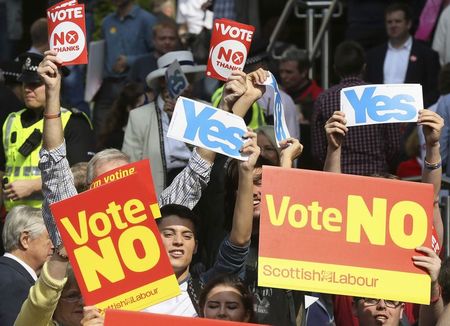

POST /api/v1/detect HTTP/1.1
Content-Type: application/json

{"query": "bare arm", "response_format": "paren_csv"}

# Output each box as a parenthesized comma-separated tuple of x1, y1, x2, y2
(229, 131, 260, 246)
(419, 109, 444, 245)
(437, 305, 450, 326)
(232, 68, 267, 118)
(323, 111, 347, 173)
(38, 50, 78, 248)
(279, 138, 303, 168)
(38, 50, 64, 150)
(414, 246, 444, 326)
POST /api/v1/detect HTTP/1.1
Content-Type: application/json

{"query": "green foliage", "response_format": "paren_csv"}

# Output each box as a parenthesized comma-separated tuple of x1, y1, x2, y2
(93, 0, 154, 40)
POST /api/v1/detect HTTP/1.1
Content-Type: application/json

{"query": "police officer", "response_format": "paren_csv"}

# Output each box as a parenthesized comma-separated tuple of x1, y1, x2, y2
(0, 52, 94, 211)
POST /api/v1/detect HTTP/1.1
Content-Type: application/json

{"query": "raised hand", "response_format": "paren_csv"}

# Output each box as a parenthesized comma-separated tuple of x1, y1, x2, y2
(244, 68, 268, 102)
(239, 130, 261, 173)
(37, 50, 63, 91)
(418, 109, 444, 148)
(220, 70, 248, 112)
(81, 306, 104, 326)
(325, 111, 348, 150)
(413, 246, 442, 283)
(279, 138, 303, 168)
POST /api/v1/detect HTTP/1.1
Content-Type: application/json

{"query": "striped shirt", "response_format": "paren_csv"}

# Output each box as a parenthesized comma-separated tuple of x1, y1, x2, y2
(39, 142, 213, 247)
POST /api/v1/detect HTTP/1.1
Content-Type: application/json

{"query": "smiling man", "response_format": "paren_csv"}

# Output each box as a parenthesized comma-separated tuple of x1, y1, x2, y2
(38, 50, 263, 321)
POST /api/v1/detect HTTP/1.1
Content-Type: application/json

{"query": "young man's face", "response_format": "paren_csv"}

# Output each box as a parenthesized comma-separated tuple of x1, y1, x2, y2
(385, 10, 411, 42)
(158, 215, 197, 277)
(154, 27, 178, 56)
(353, 298, 404, 326)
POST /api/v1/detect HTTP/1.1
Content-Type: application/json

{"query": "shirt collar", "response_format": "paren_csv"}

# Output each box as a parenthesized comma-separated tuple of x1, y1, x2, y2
(4, 253, 38, 281)
(388, 36, 412, 51)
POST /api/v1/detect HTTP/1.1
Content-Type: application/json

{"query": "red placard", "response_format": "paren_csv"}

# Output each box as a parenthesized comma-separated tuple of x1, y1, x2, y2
(206, 19, 255, 81)
(47, 0, 88, 65)
(51, 160, 179, 310)
(258, 167, 434, 304)
(104, 310, 268, 325)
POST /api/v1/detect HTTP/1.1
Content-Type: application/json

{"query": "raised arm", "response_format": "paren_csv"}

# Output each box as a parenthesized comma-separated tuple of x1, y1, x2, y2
(39, 51, 64, 150)
(232, 68, 267, 118)
(413, 246, 444, 326)
(229, 131, 260, 246)
(323, 111, 348, 173)
(279, 138, 303, 168)
(159, 71, 255, 208)
(419, 109, 444, 245)
(218, 70, 248, 114)
(37, 50, 77, 248)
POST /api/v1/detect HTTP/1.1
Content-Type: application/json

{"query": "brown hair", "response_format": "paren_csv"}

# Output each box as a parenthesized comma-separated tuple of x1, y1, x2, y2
(199, 274, 255, 322)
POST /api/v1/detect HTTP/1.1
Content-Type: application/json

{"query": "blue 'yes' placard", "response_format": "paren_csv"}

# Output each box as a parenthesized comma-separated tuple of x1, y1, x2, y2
(340, 84, 423, 127)
(167, 97, 249, 160)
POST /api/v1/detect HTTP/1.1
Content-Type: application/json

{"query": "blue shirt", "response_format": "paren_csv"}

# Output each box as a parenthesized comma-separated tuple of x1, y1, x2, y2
(101, 4, 156, 78)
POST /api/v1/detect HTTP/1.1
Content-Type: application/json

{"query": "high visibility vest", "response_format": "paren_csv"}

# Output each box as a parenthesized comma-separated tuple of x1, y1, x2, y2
(211, 86, 266, 130)
(2, 108, 72, 211)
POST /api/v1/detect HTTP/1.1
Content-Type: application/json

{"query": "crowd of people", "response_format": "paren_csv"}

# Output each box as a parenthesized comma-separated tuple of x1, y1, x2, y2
(2, 0, 450, 325)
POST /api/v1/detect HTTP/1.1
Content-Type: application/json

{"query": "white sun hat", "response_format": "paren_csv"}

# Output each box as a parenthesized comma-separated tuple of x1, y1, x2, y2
(145, 50, 206, 88)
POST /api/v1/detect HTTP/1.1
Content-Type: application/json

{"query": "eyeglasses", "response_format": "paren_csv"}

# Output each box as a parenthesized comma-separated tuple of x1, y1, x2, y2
(60, 292, 83, 303)
(361, 298, 401, 308)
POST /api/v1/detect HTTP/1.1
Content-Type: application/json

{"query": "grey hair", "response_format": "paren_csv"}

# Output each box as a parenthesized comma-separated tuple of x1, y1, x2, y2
(280, 47, 310, 71)
(86, 149, 130, 185)
(2, 205, 46, 252)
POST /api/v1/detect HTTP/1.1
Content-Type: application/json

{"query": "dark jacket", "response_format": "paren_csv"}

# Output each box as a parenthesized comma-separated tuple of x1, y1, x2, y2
(0, 255, 35, 326)
(365, 39, 441, 107)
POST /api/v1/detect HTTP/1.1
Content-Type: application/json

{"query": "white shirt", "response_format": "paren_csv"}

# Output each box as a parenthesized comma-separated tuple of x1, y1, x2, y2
(3, 253, 37, 281)
(176, 0, 213, 34)
(142, 280, 197, 317)
(158, 96, 192, 170)
(383, 36, 413, 84)
(433, 5, 450, 65)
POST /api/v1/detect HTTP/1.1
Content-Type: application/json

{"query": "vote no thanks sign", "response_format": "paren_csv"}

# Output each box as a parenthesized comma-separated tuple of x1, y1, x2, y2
(206, 19, 255, 81)
(47, 0, 88, 65)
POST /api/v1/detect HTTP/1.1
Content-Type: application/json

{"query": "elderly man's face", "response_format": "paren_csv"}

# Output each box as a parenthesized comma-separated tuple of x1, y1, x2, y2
(353, 298, 404, 326)
(279, 60, 307, 91)
(26, 229, 53, 272)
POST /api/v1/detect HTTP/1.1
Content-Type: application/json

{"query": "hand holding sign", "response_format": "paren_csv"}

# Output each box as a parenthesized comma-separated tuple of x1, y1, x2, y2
(238, 130, 260, 173)
(246, 68, 268, 100)
(262, 72, 291, 146)
(418, 109, 444, 148)
(412, 246, 441, 285)
(220, 70, 248, 112)
(279, 138, 303, 168)
(38, 50, 63, 90)
(325, 111, 348, 150)
(81, 306, 104, 325)
(47, 0, 88, 65)
(340, 84, 423, 126)
(167, 97, 249, 160)
(165, 60, 189, 99)
(206, 19, 255, 81)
